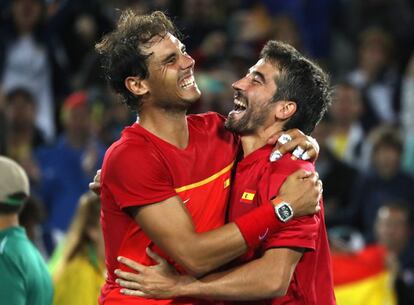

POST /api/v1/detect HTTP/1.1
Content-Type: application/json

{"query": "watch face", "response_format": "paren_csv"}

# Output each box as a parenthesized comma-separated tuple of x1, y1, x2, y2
(278, 204, 292, 219)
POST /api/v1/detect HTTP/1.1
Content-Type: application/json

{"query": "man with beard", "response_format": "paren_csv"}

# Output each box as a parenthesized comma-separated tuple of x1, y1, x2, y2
(96, 11, 322, 305)
(114, 41, 337, 305)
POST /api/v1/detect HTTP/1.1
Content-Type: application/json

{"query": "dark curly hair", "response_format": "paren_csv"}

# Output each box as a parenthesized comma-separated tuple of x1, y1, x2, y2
(95, 10, 181, 112)
(260, 41, 332, 134)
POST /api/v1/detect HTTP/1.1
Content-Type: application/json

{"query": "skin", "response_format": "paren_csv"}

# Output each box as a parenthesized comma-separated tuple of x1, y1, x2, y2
(375, 206, 411, 255)
(114, 58, 324, 300)
(101, 33, 322, 280)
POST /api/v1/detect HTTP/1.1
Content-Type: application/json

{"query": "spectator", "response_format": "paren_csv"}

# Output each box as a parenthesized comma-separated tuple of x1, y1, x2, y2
(374, 202, 414, 305)
(18, 195, 47, 258)
(347, 27, 400, 131)
(52, 192, 105, 305)
(4, 87, 45, 183)
(326, 81, 366, 168)
(34, 90, 105, 254)
(313, 117, 359, 228)
(98, 89, 136, 147)
(0, 156, 53, 305)
(347, 125, 414, 240)
(0, 0, 69, 141)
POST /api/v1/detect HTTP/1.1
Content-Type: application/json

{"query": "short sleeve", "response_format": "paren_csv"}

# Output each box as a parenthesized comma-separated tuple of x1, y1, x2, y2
(263, 214, 320, 251)
(102, 142, 176, 209)
(264, 155, 320, 251)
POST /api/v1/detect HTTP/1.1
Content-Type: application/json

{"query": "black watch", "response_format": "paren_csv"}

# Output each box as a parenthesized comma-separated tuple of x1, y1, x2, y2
(274, 201, 294, 222)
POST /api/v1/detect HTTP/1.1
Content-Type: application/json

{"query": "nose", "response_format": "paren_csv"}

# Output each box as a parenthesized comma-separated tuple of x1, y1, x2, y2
(181, 53, 195, 70)
(232, 77, 246, 91)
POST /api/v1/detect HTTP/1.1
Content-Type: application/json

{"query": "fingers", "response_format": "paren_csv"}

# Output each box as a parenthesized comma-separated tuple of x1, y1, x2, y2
(292, 146, 305, 159)
(95, 169, 101, 182)
(115, 268, 142, 281)
(269, 129, 318, 162)
(117, 256, 146, 273)
(89, 169, 102, 194)
(88, 181, 100, 194)
(116, 278, 142, 290)
(120, 288, 147, 297)
(316, 178, 323, 193)
(146, 247, 165, 265)
(283, 138, 311, 159)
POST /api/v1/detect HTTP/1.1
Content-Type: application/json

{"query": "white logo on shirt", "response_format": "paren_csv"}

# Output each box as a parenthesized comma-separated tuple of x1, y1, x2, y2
(259, 228, 270, 240)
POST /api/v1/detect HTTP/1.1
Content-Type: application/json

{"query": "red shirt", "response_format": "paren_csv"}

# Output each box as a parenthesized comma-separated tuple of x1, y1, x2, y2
(228, 145, 336, 305)
(100, 112, 239, 305)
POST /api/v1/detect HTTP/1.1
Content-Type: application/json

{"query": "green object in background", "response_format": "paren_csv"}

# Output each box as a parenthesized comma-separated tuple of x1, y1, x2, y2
(47, 241, 64, 274)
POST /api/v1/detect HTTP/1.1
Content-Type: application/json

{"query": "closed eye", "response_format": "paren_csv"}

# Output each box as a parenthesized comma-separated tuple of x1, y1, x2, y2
(163, 54, 177, 65)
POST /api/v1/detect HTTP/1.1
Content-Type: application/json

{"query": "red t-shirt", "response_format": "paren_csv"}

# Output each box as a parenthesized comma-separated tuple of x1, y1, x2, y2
(228, 145, 336, 305)
(100, 112, 239, 305)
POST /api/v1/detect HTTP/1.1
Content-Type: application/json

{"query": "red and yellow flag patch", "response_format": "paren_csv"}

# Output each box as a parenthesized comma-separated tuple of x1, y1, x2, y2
(240, 189, 256, 204)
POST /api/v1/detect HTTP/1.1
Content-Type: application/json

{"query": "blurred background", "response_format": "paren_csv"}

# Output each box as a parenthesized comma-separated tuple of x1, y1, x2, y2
(0, 0, 413, 304)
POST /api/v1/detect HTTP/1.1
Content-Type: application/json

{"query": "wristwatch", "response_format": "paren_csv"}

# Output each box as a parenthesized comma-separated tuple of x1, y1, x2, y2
(271, 198, 294, 223)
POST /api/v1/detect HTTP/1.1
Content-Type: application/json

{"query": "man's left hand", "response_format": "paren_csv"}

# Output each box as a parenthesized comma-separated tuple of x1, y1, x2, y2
(115, 248, 194, 299)
(267, 129, 319, 162)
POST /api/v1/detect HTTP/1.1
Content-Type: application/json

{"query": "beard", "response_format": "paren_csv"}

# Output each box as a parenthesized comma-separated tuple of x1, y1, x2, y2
(225, 100, 272, 135)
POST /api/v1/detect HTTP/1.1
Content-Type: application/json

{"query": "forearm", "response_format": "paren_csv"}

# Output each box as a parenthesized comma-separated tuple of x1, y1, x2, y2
(179, 264, 279, 300)
(176, 249, 300, 300)
(180, 202, 284, 275)
(137, 198, 282, 276)
(171, 222, 247, 276)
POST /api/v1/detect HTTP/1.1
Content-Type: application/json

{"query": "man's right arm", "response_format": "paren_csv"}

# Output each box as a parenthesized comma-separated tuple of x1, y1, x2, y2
(127, 169, 321, 277)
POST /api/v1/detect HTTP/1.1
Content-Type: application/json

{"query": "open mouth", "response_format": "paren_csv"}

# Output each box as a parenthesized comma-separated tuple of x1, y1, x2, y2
(180, 74, 195, 89)
(232, 92, 247, 113)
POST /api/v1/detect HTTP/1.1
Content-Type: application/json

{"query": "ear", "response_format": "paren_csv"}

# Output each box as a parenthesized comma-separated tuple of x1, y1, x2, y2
(274, 100, 297, 120)
(125, 76, 149, 97)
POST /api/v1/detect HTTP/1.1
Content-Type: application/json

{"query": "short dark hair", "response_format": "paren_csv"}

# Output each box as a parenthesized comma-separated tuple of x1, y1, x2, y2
(260, 41, 332, 134)
(378, 201, 412, 226)
(371, 125, 403, 154)
(95, 10, 180, 112)
(5, 87, 35, 105)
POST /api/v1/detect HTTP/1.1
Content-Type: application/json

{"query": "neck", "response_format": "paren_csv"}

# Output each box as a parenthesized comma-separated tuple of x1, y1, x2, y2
(139, 107, 189, 149)
(0, 214, 19, 231)
(241, 123, 283, 157)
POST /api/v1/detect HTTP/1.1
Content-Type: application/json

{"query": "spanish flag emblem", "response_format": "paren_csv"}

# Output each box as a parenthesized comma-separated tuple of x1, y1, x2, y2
(240, 189, 256, 204)
(224, 178, 230, 189)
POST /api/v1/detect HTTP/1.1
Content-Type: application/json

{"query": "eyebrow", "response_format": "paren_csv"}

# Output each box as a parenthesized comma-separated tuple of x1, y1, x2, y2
(161, 52, 177, 64)
(160, 44, 186, 64)
(251, 70, 266, 83)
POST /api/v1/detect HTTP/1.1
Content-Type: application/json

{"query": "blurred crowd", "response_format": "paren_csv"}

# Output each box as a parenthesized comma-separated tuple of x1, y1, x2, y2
(0, 0, 413, 304)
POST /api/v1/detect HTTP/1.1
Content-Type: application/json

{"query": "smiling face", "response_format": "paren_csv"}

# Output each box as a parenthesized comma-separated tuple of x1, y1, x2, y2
(141, 33, 201, 111)
(225, 58, 279, 134)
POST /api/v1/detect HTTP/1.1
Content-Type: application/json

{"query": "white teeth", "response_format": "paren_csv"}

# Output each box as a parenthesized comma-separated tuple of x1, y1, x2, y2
(234, 98, 246, 108)
(180, 75, 195, 88)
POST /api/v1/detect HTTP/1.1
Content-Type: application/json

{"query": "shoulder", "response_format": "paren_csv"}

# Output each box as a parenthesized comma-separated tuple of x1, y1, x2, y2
(187, 112, 227, 131)
(0, 234, 35, 274)
(269, 154, 315, 177)
(104, 127, 160, 166)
